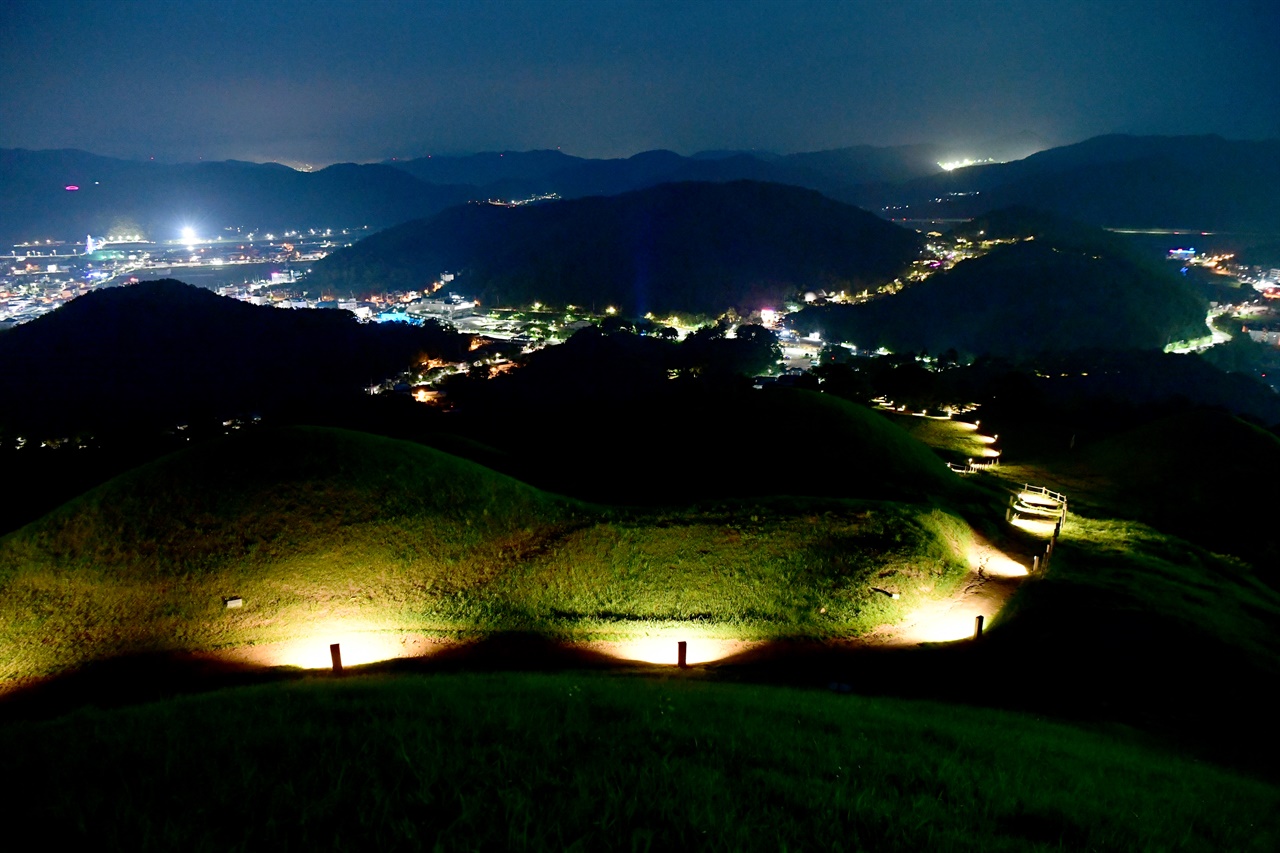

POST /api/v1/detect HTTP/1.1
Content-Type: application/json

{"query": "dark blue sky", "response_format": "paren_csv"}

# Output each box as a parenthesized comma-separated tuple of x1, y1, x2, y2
(1, 0, 1276, 164)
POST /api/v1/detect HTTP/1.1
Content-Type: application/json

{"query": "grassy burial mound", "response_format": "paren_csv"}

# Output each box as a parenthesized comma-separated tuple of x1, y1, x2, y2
(446, 385, 970, 506)
(984, 508, 1280, 771)
(1062, 409, 1280, 573)
(877, 412, 996, 468)
(0, 426, 976, 684)
(306, 180, 922, 312)
(5, 673, 1276, 850)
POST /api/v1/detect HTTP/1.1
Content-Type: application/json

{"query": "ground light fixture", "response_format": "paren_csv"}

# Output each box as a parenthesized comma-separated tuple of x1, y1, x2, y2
(266, 621, 409, 668)
(603, 635, 747, 665)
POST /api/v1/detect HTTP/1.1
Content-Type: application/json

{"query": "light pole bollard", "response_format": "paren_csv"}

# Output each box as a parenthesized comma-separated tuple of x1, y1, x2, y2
(330, 643, 343, 674)
(677, 641, 688, 669)
(1033, 555, 1039, 573)
(973, 615, 984, 639)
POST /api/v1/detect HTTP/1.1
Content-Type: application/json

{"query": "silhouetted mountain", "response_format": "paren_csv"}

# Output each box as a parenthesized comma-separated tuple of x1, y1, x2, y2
(792, 208, 1207, 357)
(308, 181, 922, 313)
(782, 143, 950, 186)
(871, 134, 1280, 231)
(0, 149, 474, 246)
(386, 145, 952, 203)
(0, 279, 469, 434)
(382, 150, 584, 186)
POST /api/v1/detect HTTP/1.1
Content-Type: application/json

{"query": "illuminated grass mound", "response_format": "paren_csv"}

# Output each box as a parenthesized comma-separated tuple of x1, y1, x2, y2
(6, 673, 1277, 850)
(0, 426, 973, 683)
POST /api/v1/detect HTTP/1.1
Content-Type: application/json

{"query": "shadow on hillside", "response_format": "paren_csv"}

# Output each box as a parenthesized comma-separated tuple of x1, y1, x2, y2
(3, 631, 1276, 780)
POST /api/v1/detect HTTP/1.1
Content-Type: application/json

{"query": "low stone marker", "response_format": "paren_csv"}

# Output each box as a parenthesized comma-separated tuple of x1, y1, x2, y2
(223, 597, 243, 609)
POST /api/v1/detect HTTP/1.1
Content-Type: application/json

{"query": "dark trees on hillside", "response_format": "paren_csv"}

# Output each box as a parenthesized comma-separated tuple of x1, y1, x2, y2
(308, 181, 921, 313)
(0, 280, 471, 434)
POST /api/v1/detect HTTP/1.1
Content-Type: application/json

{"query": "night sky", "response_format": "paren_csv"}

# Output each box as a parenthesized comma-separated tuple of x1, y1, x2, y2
(1, 0, 1276, 165)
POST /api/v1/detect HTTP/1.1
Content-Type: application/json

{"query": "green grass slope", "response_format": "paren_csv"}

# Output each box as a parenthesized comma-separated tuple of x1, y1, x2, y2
(1052, 409, 1280, 573)
(985, 511, 1280, 770)
(0, 426, 974, 683)
(455, 387, 971, 506)
(4, 673, 1275, 850)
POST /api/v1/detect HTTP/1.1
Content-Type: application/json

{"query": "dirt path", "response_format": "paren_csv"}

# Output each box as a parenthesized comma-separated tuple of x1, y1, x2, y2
(863, 532, 1031, 646)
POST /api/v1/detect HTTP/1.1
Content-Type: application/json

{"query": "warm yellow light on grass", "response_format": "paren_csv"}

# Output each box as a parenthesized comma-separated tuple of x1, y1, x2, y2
(603, 636, 749, 665)
(266, 622, 410, 669)
(1011, 516, 1058, 536)
(907, 610, 987, 643)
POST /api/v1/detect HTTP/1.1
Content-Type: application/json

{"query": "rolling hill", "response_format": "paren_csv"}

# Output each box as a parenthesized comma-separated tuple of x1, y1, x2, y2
(1062, 409, 1280, 572)
(792, 209, 1207, 357)
(306, 180, 922, 312)
(0, 279, 469, 433)
(0, 425, 973, 683)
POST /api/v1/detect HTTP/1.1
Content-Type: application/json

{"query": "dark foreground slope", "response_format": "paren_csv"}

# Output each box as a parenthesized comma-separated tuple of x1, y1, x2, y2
(0, 279, 468, 433)
(3, 673, 1274, 851)
(794, 209, 1207, 357)
(307, 181, 921, 313)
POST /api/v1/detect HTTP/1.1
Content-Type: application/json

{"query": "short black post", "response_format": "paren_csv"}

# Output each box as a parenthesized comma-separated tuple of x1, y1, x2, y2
(330, 642, 343, 674)
(973, 615, 984, 639)
(677, 641, 688, 668)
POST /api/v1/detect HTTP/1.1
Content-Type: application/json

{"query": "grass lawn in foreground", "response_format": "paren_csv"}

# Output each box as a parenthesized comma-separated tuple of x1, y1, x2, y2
(0, 427, 973, 683)
(2, 671, 1274, 851)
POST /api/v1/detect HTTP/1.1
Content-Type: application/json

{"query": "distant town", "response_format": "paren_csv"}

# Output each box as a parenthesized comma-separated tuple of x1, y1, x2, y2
(8, 218, 1280, 382)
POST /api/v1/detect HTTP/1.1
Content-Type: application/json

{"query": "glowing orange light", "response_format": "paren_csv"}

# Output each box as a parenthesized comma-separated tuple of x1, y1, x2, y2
(594, 637, 755, 665)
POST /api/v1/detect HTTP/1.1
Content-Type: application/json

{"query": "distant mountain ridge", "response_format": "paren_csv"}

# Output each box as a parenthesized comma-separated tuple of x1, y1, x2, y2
(382, 143, 961, 202)
(868, 134, 1280, 231)
(5, 133, 1276, 249)
(0, 148, 473, 246)
(307, 180, 922, 314)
